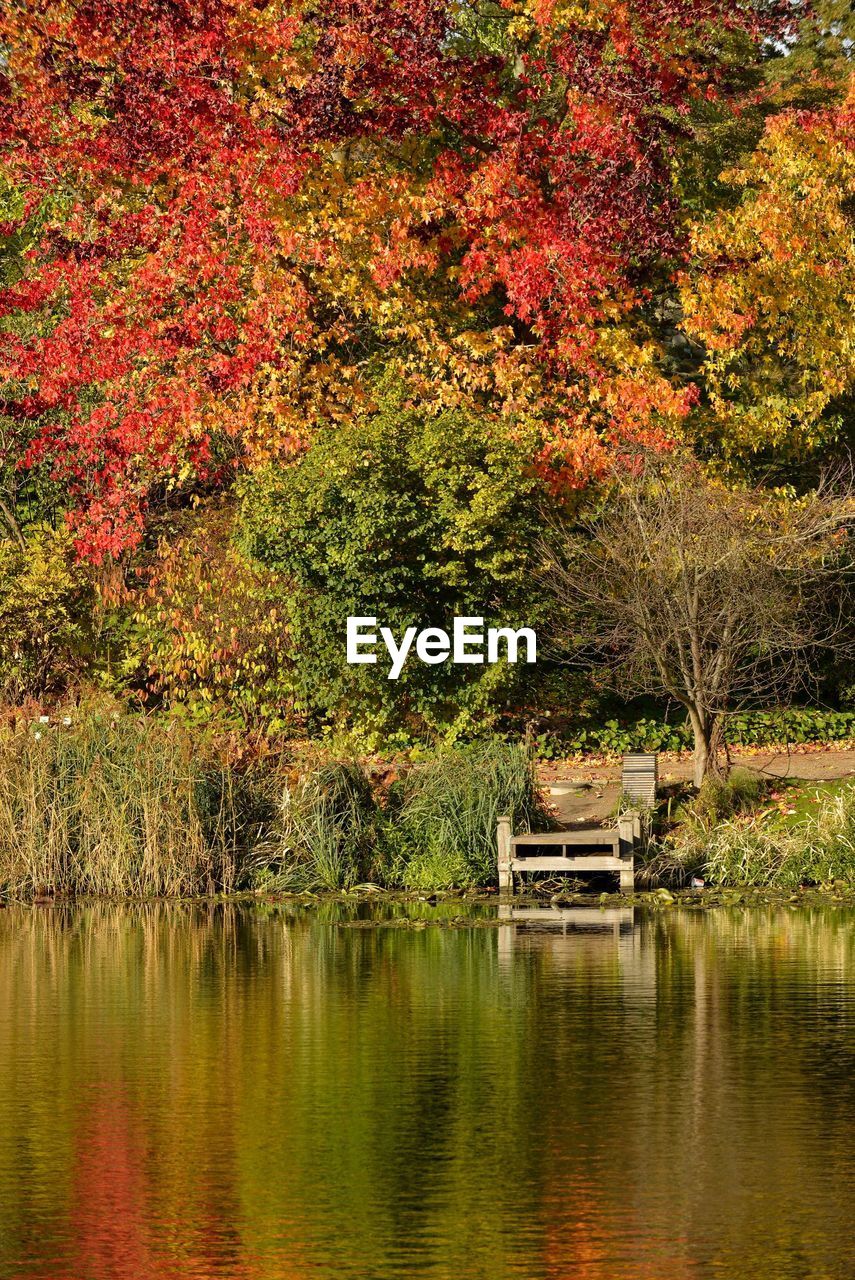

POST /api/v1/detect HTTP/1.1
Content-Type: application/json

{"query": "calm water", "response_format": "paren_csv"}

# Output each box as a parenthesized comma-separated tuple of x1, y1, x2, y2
(0, 900, 853, 1280)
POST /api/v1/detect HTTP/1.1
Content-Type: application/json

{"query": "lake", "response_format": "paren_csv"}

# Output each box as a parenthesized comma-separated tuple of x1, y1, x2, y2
(0, 900, 853, 1279)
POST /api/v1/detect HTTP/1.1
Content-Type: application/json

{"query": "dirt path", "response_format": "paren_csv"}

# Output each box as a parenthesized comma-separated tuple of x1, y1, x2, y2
(539, 747, 855, 827)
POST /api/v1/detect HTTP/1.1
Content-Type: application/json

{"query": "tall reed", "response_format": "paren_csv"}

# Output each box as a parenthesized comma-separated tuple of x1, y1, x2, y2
(277, 758, 383, 890)
(0, 714, 242, 898)
(394, 739, 549, 887)
(248, 740, 549, 892)
(0, 715, 554, 897)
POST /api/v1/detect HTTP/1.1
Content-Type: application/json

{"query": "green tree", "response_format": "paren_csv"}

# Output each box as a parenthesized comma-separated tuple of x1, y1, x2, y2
(238, 393, 550, 741)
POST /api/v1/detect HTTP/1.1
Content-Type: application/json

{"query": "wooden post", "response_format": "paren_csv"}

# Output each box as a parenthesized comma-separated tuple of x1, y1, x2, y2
(497, 815, 513, 895)
(617, 813, 635, 895)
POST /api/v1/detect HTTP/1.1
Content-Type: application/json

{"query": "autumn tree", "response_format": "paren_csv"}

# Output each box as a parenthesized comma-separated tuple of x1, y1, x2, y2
(0, 0, 790, 559)
(765, 1, 855, 107)
(544, 456, 855, 786)
(681, 78, 855, 464)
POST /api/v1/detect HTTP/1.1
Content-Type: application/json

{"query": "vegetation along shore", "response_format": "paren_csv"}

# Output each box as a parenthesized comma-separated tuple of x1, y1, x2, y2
(1, 2, 854, 905)
(3, 706, 855, 903)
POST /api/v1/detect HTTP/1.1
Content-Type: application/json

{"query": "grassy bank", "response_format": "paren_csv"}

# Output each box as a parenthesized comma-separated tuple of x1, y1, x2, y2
(0, 711, 548, 900)
(653, 772, 855, 889)
(3, 707, 855, 902)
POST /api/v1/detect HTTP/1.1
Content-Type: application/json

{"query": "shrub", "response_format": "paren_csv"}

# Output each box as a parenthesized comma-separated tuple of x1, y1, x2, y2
(724, 708, 855, 746)
(121, 503, 297, 731)
(0, 526, 91, 700)
(249, 739, 549, 892)
(689, 767, 765, 829)
(552, 716, 692, 757)
(237, 386, 550, 739)
(397, 847, 474, 891)
(544, 707, 855, 759)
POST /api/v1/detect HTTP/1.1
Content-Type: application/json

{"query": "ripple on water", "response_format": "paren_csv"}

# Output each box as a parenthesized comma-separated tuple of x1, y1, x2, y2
(0, 900, 853, 1280)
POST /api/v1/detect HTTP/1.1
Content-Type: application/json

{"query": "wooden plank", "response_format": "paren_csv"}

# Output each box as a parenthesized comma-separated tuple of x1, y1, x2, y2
(511, 830, 618, 848)
(510, 855, 627, 873)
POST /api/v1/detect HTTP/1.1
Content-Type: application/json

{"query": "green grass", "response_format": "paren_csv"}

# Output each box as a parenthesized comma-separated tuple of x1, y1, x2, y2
(760, 777, 854, 828)
(659, 778, 855, 888)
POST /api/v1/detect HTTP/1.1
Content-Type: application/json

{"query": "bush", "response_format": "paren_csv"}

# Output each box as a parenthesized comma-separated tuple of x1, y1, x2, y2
(550, 716, 692, 757)
(724, 708, 855, 746)
(278, 758, 386, 891)
(0, 526, 92, 700)
(396, 847, 474, 891)
(120, 503, 297, 731)
(250, 739, 550, 892)
(237, 386, 550, 740)
(542, 707, 855, 759)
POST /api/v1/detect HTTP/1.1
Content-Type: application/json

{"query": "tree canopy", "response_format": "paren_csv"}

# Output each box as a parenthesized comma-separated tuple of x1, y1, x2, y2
(682, 83, 855, 462)
(0, 0, 796, 558)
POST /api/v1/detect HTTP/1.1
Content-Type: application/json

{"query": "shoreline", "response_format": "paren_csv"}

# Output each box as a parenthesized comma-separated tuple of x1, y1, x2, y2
(6, 883, 855, 913)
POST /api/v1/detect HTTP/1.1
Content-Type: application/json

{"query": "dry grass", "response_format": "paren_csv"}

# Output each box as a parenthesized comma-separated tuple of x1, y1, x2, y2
(0, 713, 242, 897)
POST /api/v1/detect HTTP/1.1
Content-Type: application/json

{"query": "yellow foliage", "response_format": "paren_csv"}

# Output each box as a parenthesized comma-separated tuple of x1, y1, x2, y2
(682, 80, 855, 456)
(0, 526, 90, 698)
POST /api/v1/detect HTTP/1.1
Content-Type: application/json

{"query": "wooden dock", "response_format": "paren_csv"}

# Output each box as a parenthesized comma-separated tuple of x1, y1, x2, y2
(497, 813, 640, 895)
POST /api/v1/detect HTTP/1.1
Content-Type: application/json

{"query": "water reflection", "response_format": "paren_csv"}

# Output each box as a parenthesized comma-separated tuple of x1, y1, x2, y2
(0, 901, 852, 1279)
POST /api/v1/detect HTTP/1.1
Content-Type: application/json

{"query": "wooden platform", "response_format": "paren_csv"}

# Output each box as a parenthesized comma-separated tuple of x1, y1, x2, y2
(497, 815, 640, 895)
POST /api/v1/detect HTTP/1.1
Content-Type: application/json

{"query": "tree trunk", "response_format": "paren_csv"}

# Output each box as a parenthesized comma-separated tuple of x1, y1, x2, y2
(692, 732, 709, 789)
(688, 708, 722, 788)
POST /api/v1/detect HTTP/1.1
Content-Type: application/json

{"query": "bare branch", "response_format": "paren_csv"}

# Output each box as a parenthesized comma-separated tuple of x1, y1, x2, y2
(541, 452, 855, 785)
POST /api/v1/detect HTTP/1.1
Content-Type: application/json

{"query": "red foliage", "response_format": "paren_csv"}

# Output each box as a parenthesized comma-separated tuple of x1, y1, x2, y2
(0, 0, 785, 559)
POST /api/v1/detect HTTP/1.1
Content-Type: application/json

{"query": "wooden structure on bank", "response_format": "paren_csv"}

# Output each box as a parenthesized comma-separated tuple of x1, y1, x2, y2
(497, 752, 658, 896)
(497, 812, 641, 895)
(621, 753, 658, 808)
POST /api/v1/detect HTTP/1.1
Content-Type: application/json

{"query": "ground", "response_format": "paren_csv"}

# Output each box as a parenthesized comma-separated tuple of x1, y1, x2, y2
(539, 746, 855, 826)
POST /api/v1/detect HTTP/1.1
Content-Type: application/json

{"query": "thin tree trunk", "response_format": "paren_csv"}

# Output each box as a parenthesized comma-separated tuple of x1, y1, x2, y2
(692, 731, 709, 789)
(0, 497, 25, 552)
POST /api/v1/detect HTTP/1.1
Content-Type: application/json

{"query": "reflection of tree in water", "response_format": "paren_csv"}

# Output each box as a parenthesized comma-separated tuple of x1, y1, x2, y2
(70, 1084, 312, 1280)
(73, 1088, 171, 1280)
(0, 902, 853, 1280)
(541, 1181, 697, 1280)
